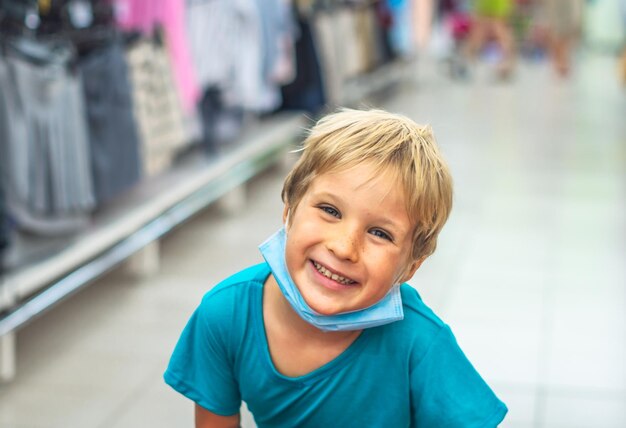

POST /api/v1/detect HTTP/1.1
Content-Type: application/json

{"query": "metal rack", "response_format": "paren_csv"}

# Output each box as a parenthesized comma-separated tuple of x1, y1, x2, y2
(0, 112, 306, 381)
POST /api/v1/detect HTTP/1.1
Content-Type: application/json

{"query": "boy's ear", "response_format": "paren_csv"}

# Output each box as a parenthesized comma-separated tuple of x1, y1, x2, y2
(282, 205, 290, 225)
(399, 257, 426, 283)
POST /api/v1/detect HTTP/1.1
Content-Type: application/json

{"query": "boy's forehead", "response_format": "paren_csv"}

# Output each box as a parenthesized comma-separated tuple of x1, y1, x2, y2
(316, 162, 402, 189)
(310, 164, 409, 206)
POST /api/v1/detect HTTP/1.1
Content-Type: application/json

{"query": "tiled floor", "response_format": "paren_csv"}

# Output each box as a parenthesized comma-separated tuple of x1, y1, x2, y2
(1, 52, 624, 427)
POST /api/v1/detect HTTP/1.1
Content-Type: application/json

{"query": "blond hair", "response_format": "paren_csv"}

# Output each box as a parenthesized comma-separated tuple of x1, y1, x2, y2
(282, 108, 453, 260)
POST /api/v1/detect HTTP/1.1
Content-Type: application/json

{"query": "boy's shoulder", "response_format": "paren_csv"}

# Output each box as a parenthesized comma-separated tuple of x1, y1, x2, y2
(213, 262, 270, 290)
(388, 285, 467, 371)
(199, 262, 270, 308)
(362, 285, 458, 378)
(190, 263, 269, 337)
(382, 284, 448, 351)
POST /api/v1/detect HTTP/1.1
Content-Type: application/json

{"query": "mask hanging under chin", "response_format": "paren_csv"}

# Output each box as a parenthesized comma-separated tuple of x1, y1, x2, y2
(258, 227, 404, 332)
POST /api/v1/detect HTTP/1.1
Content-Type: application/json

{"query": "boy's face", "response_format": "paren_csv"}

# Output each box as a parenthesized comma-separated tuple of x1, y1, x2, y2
(283, 162, 423, 316)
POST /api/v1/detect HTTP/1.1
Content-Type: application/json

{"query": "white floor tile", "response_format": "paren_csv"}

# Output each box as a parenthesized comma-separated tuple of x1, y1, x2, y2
(544, 274, 626, 391)
(448, 319, 542, 387)
(542, 392, 626, 428)
(545, 320, 625, 391)
(496, 386, 537, 428)
(106, 379, 194, 428)
(0, 383, 119, 428)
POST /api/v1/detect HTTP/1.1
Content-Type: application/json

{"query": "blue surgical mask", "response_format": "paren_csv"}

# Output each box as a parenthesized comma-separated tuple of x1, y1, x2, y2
(259, 227, 404, 331)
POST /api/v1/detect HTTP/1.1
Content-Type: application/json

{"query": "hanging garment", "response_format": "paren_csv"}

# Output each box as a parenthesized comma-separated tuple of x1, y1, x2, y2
(159, 0, 201, 113)
(79, 39, 142, 205)
(387, 0, 416, 57)
(0, 39, 94, 235)
(125, 36, 188, 177)
(251, 0, 297, 112)
(198, 87, 244, 155)
(336, 7, 363, 78)
(356, 5, 385, 72)
(0, 0, 39, 34)
(312, 10, 344, 105)
(185, 0, 255, 111)
(232, 0, 264, 111)
(185, 0, 241, 91)
(0, 183, 9, 271)
(281, 14, 326, 113)
(112, 0, 200, 113)
(374, 1, 396, 64)
(186, 0, 295, 113)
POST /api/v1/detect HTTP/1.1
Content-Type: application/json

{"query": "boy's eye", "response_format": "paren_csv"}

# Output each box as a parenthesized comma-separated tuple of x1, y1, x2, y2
(319, 205, 341, 218)
(370, 229, 392, 241)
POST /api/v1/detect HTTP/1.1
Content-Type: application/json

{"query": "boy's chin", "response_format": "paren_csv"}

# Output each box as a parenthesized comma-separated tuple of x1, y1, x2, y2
(304, 296, 357, 316)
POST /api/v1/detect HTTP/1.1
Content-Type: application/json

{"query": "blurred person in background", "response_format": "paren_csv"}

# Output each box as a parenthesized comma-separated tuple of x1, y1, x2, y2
(463, 0, 517, 79)
(620, 0, 626, 84)
(436, 0, 474, 78)
(538, 0, 585, 77)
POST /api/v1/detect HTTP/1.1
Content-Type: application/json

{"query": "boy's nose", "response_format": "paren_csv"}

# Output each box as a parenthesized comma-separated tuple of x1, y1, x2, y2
(327, 229, 360, 263)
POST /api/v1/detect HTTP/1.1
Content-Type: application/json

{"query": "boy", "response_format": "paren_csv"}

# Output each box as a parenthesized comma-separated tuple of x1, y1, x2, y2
(164, 109, 508, 427)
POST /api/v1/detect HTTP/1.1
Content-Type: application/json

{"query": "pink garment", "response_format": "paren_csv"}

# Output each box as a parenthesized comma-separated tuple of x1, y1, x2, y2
(113, 0, 200, 113)
(113, 0, 159, 33)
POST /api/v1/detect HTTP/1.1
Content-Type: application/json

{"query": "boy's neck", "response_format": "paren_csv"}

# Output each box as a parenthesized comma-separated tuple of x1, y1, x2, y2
(262, 274, 362, 377)
(264, 274, 362, 343)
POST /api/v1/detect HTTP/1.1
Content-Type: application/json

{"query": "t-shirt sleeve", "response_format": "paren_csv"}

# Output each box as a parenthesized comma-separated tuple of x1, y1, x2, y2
(410, 325, 508, 427)
(163, 289, 241, 416)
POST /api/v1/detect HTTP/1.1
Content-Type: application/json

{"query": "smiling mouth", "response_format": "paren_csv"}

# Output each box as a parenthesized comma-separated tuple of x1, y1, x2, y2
(312, 261, 357, 285)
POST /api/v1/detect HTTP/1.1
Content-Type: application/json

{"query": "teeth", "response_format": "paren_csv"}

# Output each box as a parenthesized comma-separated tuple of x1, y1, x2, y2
(313, 261, 355, 285)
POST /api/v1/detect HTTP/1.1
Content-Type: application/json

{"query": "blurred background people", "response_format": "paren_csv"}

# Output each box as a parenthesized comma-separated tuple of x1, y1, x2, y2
(621, 0, 626, 84)
(538, 0, 584, 77)
(463, 0, 517, 78)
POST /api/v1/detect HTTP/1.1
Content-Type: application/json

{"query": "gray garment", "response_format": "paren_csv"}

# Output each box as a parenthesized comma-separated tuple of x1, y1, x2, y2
(185, 0, 259, 109)
(0, 39, 94, 235)
(186, 0, 242, 91)
(251, 0, 294, 111)
(79, 41, 142, 205)
(312, 11, 343, 104)
(0, 182, 9, 270)
(185, 0, 295, 112)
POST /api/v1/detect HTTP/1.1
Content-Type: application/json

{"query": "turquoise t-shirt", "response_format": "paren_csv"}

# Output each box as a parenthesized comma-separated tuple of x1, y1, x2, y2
(164, 263, 507, 427)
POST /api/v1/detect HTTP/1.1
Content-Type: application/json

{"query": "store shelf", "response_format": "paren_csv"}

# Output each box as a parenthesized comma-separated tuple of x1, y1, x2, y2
(0, 112, 306, 336)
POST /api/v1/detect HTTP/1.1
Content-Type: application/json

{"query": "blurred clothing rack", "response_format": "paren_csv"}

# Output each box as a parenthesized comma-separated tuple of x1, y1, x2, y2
(0, 113, 305, 381)
(0, 0, 419, 382)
